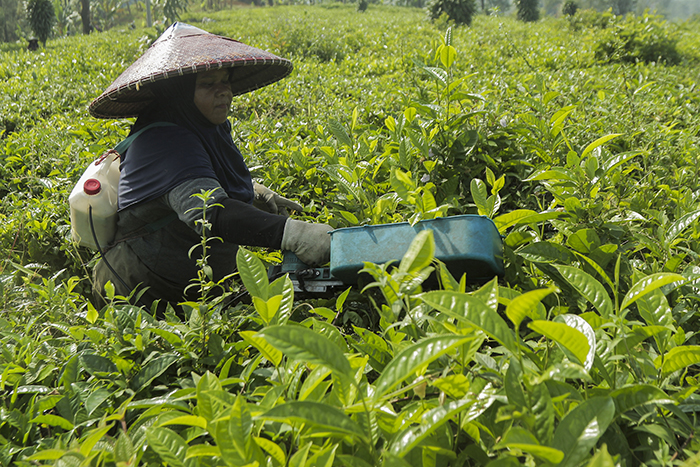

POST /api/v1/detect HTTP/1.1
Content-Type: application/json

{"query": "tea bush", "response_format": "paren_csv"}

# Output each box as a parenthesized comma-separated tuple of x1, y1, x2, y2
(1, 5, 700, 467)
(593, 12, 683, 64)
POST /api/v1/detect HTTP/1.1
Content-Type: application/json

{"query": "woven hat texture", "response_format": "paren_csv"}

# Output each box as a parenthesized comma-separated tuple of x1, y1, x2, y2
(89, 22, 292, 119)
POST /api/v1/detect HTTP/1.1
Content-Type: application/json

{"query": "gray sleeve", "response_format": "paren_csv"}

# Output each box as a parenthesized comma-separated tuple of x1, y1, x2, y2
(165, 178, 229, 235)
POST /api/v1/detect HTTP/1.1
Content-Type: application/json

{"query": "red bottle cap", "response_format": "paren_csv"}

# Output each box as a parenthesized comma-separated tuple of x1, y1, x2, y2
(84, 179, 101, 195)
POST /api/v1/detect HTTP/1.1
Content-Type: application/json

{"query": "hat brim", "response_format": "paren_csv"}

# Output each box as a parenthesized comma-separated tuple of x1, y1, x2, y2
(89, 23, 293, 119)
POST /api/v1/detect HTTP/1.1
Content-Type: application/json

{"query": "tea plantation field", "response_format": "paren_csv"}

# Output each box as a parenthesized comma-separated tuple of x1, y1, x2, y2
(1, 4, 700, 466)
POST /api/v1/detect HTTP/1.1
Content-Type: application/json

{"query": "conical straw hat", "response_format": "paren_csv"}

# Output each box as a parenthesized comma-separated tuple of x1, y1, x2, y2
(89, 22, 292, 119)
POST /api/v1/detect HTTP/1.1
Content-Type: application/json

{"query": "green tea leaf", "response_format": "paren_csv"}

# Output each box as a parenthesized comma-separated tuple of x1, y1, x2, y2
(551, 397, 615, 467)
(399, 230, 434, 275)
(185, 444, 221, 459)
(505, 359, 526, 410)
(554, 314, 596, 371)
(439, 44, 456, 68)
(528, 320, 590, 369)
(30, 414, 74, 430)
(25, 450, 66, 461)
(132, 354, 179, 393)
(389, 397, 476, 456)
(85, 388, 111, 416)
(373, 335, 470, 400)
(496, 427, 564, 463)
(146, 427, 190, 467)
(519, 242, 573, 264)
(159, 415, 208, 429)
(470, 179, 489, 216)
(666, 209, 700, 243)
(554, 265, 613, 318)
(566, 228, 601, 254)
(237, 247, 269, 301)
(86, 302, 98, 324)
(581, 134, 622, 159)
(422, 66, 447, 86)
(254, 437, 286, 465)
(531, 381, 555, 445)
(610, 385, 673, 415)
(656, 345, 700, 375)
(252, 295, 282, 325)
(505, 286, 557, 328)
(240, 330, 283, 366)
(260, 325, 353, 379)
(80, 354, 117, 375)
(269, 274, 295, 325)
(328, 119, 353, 148)
(620, 273, 685, 312)
(260, 401, 367, 441)
(79, 423, 113, 457)
(493, 209, 537, 233)
(421, 291, 517, 353)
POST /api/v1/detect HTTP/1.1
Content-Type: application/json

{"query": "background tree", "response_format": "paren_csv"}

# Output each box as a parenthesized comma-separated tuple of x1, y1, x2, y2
(1, 0, 23, 42)
(484, 0, 511, 13)
(427, 0, 477, 25)
(516, 0, 539, 21)
(80, 0, 90, 33)
(562, 0, 578, 14)
(26, 0, 56, 45)
(611, 0, 635, 14)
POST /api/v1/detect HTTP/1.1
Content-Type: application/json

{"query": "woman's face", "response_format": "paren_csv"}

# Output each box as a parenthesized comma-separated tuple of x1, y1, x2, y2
(194, 69, 233, 125)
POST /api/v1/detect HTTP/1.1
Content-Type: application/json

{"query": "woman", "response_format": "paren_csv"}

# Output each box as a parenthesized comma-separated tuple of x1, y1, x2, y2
(88, 22, 331, 309)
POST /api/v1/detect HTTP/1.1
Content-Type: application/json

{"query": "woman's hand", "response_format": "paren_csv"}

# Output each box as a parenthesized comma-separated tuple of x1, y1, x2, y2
(253, 183, 303, 216)
(281, 219, 332, 266)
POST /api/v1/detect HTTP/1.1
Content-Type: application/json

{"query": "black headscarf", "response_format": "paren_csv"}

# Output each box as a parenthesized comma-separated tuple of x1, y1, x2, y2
(117, 72, 255, 210)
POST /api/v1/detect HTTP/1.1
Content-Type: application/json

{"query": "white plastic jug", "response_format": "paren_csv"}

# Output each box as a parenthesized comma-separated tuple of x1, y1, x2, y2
(69, 150, 121, 250)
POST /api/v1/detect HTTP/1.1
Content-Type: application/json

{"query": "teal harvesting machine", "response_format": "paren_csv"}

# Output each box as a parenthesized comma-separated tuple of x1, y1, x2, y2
(269, 214, 505, 294)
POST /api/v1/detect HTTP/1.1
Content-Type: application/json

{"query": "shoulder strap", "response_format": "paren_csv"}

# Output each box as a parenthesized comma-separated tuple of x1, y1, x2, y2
(114, 122, 177, 155)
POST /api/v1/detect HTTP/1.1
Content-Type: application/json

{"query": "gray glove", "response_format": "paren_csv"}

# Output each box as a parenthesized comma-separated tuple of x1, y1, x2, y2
(253, 183, 303, 216)
(281, 219, 332, 266)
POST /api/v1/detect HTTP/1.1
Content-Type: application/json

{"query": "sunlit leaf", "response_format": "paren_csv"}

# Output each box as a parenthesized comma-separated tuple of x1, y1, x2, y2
(159, 415, 208, 429)
(493, 209, 537, 233)
(185, 444, 221, 459)
(470, 179, 489, 216)
(254, 437, 286, 465)
(79, 424, 114, 457)
(240, 330, 283, 366)
(554, 314, 596, 371)
(505, 286, 557, 328)
(529, 320, 590, 369)
(30, 414, 74, 430)
(398, 230, 434, 275)
(496, 427, 564, 463)
(620, 273, 685, 312)
(581, 134, 622, 158)
(655, 345, 700, 375)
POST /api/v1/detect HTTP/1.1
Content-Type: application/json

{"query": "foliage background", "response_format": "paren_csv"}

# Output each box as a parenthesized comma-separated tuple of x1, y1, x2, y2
(1, 4, 700, 467)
